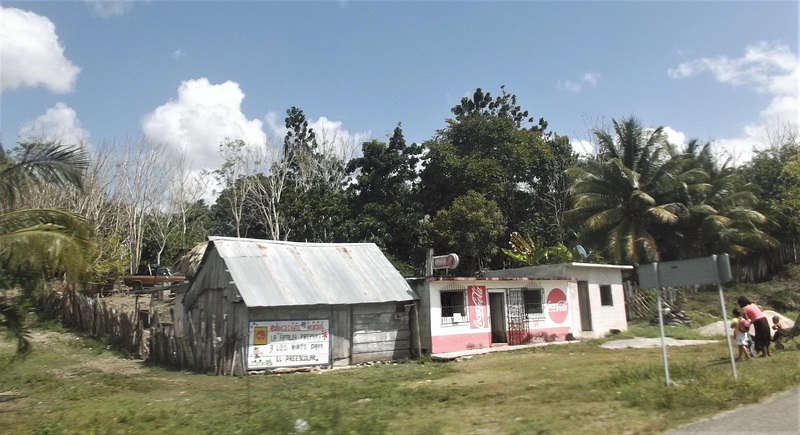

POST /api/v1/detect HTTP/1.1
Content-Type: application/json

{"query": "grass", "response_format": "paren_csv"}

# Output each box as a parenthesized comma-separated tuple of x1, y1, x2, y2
(2, 328, 800, 434)
(3, 269, 800, 434)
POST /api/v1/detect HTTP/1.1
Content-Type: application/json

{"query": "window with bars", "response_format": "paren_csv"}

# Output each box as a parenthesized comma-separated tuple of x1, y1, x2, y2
(522, 288, 545, 318)
(441, 290, 468, 325)
(600, 284, 613, 306)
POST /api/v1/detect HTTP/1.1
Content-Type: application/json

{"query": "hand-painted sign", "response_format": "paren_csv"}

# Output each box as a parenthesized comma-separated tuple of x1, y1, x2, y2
(247, 319, 330, 370)
(468, 285, 487, 329)
(546, 288, 569, 324)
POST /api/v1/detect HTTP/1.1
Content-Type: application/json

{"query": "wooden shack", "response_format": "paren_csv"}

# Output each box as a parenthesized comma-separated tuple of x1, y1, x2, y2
(173, 237, 417, 374)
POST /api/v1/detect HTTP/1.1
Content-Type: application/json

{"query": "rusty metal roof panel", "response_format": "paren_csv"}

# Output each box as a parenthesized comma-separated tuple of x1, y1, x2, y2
(207, 237, 417, 307)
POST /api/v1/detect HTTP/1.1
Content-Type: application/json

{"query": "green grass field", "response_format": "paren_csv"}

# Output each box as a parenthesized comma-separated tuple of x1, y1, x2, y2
(2, 324, 800, 435)
(4, 266, 800, 434)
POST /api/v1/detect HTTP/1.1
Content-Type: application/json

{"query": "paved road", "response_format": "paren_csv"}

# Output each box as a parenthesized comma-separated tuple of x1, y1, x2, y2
(664, 384, 800, 434)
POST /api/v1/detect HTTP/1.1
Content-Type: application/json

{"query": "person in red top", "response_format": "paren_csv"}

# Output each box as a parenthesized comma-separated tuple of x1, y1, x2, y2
(738, 296, 772, 357)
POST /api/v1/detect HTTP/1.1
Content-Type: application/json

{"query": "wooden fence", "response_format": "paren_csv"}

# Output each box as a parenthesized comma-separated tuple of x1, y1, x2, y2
(147, 311, 248, 376)
(56, 290, 245, 375)
(60, 290, 148, 358)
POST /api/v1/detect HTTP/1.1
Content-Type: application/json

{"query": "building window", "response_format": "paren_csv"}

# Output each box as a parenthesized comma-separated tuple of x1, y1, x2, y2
(522, 288, 545, 318)
(600, 285, 613, 306)
(441, 290, 467, 325)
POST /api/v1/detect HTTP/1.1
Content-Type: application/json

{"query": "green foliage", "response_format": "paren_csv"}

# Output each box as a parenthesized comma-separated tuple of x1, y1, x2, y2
(502, 232, 573, 266)
(0, 140, 89, 211)
(81, 230, 129, 293)
(566, 117, 774, 267)
(432, 191, 506, 274)
(346, 124, 427, 269)
(0, 141, 91, 357)
(418, 86, 555, 270)
(771, 152, 800, 240)
(0, 296, 31, 357)
(0, 208, 93, 279)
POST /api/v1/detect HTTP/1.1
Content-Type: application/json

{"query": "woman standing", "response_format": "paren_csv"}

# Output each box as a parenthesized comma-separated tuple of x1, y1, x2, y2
(738, 296, 771, 357)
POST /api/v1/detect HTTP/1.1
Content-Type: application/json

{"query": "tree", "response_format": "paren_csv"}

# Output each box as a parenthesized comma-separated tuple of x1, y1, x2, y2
(213, 139, 258, 239)
(0, 140, 91, 356)
(0, 141, 92, 275)
(249, 148, 290, 241)
(668, 140, 775, 261)
(451, 85, 548, 132)
(114, 138, 173, 272)
(432, 191, 506, 275)
(346, 124, 426, 271)
(0, 298, 30, 357)
(565, 117, 683, 265)
(769, 152, 800, 261)
(276, 107, 351, 243)
(417, 86, 552, 269)
(539, 135, 578, 244)
(283, 106, 318, 189)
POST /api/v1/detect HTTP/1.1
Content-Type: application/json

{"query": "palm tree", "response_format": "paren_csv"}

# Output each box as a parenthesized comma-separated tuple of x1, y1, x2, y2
(565, 117, 686, 265)
(672, 140, 776, 260)
(0, 140, 91, 357)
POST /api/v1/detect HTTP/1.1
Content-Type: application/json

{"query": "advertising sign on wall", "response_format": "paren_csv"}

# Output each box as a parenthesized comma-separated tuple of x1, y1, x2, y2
(546, 288, 569, 324)
(468, 285, 488, 329)
(247, 319, 330, 370)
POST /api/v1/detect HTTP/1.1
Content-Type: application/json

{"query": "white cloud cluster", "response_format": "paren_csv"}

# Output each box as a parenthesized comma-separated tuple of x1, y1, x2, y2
(558, 72, 600, 93)
(18, 102, 90, 146)
(669, 41, 799, 162)
(141, 78, 267, 171)
(85, 0, 137, 18)
(0, 6, 81, 94)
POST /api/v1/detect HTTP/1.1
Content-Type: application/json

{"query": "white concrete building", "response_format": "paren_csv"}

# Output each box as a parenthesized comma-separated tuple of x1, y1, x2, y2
(412, 263, 633, 355)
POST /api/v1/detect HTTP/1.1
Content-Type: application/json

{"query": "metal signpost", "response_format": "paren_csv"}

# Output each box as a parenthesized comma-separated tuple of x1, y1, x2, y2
(639, 254, 736, 386)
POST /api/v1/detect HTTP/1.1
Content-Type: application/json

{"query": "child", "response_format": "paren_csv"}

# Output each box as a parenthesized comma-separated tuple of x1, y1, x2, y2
(731, 308, 751, 361)
(772, 316, 786, 343)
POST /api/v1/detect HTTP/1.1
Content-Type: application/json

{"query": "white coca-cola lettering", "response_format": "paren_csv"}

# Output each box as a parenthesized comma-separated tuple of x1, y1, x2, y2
(471, 287, 485, 328)
(546, 288, 569, 324)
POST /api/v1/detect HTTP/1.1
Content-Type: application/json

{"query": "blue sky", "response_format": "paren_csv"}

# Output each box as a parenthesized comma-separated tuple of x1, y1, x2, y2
(2, 0, 798, 172)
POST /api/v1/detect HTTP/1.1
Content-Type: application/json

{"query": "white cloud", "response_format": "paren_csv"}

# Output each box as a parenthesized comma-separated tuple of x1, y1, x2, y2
(572, 139, 596, 156)
(18, 102, 90, 146)
(0, 7, 81, 94)
(661, 126, 688, 149)
(172, 49, 185, 60)
(85, 0, 138, 18)
(141, 78, 267, 171)
(669, 41, 799, 162)
(558, 72, 600, 93)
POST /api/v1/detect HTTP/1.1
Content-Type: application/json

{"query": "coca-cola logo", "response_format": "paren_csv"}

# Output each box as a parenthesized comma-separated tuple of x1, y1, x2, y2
(471, 286, 486, 328)
(546, 288, 569, 324)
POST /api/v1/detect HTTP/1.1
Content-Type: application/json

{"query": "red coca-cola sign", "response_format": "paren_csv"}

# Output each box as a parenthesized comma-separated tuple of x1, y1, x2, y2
(546, 288, 569, 324)
(468, 285, 487, 329)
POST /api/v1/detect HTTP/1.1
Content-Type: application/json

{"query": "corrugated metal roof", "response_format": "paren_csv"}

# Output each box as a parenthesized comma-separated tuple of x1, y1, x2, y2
(207, 237, 417, 307)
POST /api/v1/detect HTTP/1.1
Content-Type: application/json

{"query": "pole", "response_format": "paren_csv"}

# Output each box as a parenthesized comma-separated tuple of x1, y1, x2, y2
(718, 282, 738, 380)
(656, 284, 671, 387)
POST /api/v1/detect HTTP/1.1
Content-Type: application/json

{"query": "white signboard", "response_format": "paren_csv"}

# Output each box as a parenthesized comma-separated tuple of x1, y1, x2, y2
(247, 319, 330, 370)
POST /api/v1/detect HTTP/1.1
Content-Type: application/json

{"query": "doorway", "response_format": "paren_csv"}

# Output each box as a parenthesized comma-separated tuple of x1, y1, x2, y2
(489, 292, 507, 343)
(577, 281, 593, 331)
